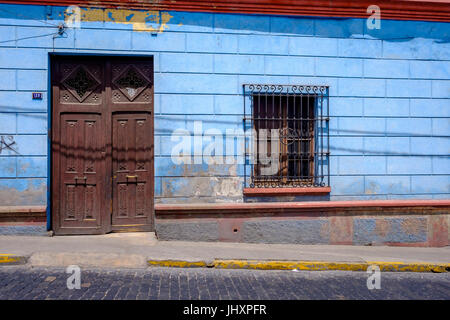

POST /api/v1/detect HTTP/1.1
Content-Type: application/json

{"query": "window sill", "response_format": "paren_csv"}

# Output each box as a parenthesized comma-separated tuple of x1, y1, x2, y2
(243, 187, 331, 197)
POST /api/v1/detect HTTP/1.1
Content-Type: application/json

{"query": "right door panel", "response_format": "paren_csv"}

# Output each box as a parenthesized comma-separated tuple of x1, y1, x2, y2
(112, 113, 153, 231)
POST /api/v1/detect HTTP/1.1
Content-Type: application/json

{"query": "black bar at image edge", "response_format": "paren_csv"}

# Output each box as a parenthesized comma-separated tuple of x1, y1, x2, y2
(0, 300, 447, 318)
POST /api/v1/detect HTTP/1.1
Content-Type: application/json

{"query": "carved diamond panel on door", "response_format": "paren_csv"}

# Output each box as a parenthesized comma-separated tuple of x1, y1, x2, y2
(60, 63, 102, 104)
(112, 113, 153, 231)
(111, 62, 153, 104)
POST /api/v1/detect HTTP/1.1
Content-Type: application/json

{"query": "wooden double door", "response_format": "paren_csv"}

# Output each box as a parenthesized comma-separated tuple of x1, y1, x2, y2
(51, 56, 154, 235)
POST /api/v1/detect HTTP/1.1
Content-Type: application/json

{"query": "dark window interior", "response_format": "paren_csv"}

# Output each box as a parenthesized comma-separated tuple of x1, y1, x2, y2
(253, 94, 316, 186)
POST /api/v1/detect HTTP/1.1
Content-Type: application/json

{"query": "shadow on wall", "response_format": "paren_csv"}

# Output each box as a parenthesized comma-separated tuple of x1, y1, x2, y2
(153, 115, 449, 156)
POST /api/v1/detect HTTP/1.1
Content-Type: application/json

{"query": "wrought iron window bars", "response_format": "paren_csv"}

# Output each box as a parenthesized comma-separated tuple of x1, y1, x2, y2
(243, 84, 330, 188)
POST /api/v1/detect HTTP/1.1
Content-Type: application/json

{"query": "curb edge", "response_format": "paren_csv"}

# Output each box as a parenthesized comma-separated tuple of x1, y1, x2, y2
(147, 259, 450, 273)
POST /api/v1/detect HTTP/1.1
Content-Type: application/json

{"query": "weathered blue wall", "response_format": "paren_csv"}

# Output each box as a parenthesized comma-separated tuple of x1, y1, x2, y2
(0, 3, 448, 206)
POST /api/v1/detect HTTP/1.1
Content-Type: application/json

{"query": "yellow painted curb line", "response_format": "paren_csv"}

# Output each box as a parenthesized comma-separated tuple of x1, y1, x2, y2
(147, 260, 210, 268)
(214, 260, 368, 271)
(366, 261, 450, 273)
(147, 259, 450, 273)
(0, 254, 27, 265)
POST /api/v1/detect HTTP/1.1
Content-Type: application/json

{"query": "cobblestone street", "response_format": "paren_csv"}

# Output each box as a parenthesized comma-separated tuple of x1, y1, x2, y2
(0, 266, 449, 300)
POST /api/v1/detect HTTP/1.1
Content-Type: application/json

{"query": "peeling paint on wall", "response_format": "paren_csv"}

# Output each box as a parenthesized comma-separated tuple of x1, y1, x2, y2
(375, 219, 391, 237)
(448, 215, 450, 244)
(212, 177, 242, 197)
(0, 181, 46, 206)
(354, 217, 428, 244)
(401, 217, 426, 236)
(64, 7, 173, 33)
(161, 177, 243, 202)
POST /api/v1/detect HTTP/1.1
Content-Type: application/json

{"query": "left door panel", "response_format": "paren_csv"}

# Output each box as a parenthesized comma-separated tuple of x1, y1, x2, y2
(52, 57, 109, 235)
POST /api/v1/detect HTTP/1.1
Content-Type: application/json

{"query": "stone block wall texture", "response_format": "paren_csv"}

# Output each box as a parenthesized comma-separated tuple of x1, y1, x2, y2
(155, 212, 449, 246)
(0, 3, 449, 206)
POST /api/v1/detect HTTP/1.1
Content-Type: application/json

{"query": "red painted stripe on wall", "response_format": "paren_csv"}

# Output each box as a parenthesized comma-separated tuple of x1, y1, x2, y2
(1, 0, 450, 22)
(156, 200, 450, 215)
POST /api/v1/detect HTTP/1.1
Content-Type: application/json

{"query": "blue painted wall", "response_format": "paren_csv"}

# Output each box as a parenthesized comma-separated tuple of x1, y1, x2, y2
(0, 3, 448, 205)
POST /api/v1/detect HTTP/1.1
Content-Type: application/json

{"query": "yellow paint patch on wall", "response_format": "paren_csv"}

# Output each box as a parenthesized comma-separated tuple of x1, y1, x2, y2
(64, 7, 173, 33)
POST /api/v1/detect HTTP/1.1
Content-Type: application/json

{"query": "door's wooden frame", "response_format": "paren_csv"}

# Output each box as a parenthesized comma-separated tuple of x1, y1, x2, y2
(49, 53, 155, 235)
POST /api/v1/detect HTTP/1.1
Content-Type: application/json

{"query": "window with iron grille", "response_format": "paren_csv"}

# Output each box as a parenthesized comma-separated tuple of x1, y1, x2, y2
(243, 84, 330, 189)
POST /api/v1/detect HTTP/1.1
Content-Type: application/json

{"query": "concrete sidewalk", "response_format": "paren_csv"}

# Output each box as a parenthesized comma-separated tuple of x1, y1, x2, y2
(0, 232, 449, 272)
